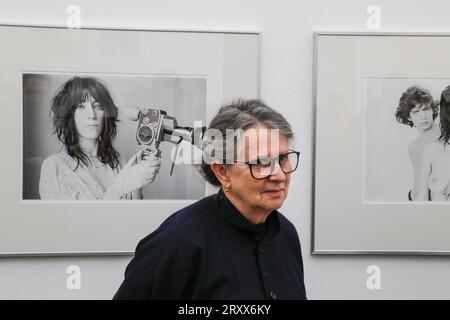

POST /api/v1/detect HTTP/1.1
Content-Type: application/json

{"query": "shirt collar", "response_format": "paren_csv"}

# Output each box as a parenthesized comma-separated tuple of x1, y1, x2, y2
(215, 188, 280, 243)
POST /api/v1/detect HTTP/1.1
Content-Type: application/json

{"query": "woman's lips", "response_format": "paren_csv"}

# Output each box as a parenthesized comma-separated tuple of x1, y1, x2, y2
(264, 189, 284, 197)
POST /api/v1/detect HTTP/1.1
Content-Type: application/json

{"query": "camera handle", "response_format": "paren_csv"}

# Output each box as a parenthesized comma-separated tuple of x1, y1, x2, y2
(139, 145, 161, 161)
(169, 137, 184, 176)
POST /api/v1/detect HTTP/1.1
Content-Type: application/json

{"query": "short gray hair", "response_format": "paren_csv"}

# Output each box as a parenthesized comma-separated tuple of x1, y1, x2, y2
(200, 98, 294, 186)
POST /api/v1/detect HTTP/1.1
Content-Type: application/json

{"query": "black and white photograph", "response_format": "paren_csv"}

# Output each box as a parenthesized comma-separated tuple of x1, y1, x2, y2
(22, 72, 207, 201)
(1, 25, 259, 257)
(365, 78, 450, 203)
(314, 33, 450, 257)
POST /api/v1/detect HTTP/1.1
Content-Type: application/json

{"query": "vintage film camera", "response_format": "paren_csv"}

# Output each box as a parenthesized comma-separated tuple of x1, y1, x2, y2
(130, 107, 206, 174)
(135, 108, 166, 157)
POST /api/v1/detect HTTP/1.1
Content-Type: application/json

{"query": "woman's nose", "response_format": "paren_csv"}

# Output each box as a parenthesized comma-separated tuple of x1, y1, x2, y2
(86, 104, 96, 119)
(269, 162, 286, 181)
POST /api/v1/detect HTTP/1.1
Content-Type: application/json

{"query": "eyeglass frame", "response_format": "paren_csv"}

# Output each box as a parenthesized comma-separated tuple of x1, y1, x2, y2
(235, 149, 300, 180)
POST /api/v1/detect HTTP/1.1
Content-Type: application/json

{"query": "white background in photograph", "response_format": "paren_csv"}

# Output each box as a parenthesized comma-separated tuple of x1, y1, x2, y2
(365, 78, 450, 202)
(22, 73, 207, 200)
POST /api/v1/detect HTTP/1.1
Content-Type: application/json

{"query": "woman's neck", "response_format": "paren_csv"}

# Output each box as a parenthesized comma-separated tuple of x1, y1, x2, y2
(222, 188, 270, 225)
(78, 137, 98, 156)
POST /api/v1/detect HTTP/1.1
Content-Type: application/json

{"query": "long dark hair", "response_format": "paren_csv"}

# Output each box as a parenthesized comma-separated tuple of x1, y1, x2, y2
(439, 86, 450, 145)
(51, 76, 120, 170)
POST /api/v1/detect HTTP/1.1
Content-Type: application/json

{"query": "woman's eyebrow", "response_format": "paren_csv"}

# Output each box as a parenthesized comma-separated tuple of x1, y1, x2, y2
(249, 153, 287, 163)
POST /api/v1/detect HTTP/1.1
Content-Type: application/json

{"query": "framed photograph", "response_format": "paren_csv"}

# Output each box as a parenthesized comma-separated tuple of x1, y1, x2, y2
(23, 72, 208, 201)
(313, 32, 450, 255)
(0, 25, 260, 255)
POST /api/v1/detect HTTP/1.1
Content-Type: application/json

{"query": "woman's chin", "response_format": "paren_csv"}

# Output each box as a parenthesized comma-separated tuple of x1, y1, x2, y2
(262, 198, 285, 211)
(79, 133, 101, 141)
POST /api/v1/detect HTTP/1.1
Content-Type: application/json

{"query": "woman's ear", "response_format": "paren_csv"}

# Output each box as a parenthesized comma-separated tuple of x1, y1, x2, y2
(210, 161, 231, 190)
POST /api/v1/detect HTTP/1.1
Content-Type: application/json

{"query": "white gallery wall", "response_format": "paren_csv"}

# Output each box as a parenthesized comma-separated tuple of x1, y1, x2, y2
(1, 0, 450, 299)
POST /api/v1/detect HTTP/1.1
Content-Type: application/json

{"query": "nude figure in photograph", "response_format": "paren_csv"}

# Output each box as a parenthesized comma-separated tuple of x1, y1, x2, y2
(414, 86, 450, 201)
(395, 86, 440, 201)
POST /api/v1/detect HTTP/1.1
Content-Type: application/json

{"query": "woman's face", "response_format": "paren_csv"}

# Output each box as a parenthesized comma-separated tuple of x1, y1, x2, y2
(226, 125, 291, 216)
(409, 103, 434, 133)
(74, 94, 105, 140)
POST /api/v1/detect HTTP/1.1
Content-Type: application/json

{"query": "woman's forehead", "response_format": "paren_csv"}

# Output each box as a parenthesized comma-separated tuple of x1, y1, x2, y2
(411, 103, 431, 112)
(78, 90, 98, 103)
(237, 127, 289, 158)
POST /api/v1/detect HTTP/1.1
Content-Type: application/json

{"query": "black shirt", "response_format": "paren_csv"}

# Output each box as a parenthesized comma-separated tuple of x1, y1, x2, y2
(113, 189, 307, 300)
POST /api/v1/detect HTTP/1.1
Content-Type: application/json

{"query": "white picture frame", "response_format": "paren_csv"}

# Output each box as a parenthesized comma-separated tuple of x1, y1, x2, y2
(313, 32, 450, 255)
(0, 25, 260, 256)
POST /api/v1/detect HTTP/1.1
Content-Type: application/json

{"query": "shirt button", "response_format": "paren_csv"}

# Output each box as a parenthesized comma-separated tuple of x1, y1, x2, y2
(264, 272, 269, 277)
(258, 246, 264, 255)
(269, 291, 277, 300)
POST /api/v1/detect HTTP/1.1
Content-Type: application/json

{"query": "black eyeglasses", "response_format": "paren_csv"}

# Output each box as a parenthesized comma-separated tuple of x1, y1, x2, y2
(240, 150, 300, 179)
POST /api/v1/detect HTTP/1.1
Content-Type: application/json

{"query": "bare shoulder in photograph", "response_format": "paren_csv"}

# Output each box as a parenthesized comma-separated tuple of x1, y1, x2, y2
(412, 86, 450, 201)
(394, 86, 440, 201)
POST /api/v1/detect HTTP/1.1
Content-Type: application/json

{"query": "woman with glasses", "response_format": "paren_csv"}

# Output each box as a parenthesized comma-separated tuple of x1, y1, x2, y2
(114, 99, 306, 300)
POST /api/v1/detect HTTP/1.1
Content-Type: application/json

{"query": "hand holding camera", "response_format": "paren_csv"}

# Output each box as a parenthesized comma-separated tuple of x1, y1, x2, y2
(104, 106, 205, 199)
(122, 106, 206, 176)
(104, 148, 161, 198)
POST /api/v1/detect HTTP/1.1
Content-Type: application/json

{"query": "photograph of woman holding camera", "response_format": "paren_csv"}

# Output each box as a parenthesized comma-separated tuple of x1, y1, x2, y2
(39, 76, 161, 200)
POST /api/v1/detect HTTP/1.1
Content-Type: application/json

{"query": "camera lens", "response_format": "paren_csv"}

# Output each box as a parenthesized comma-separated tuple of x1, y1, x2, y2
(138, 125, 154, 144)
